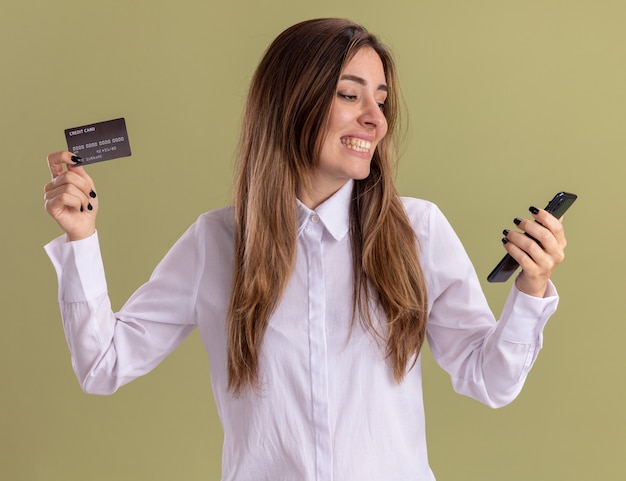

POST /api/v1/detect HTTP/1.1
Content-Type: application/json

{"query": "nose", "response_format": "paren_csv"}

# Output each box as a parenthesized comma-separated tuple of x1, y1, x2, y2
(360, 96, 387, 130)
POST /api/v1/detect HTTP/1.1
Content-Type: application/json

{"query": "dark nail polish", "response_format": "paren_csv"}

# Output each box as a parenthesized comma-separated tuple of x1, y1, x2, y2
(502, 229, 510, 236)
(501, 237, 509, 244)
(529, 206, 540, 215)
(87, 203, 93, 211)
(514, 217, 522, 226)
(80, 205, 84, 212)
(89, 190, 97, 198)
(71, 155, 83, 163)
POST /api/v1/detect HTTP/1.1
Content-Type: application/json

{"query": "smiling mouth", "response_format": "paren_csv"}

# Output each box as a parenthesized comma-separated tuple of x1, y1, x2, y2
(341, 136, 372, 153)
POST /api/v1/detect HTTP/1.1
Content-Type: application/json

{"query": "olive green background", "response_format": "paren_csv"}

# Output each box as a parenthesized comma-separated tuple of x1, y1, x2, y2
(1, 0, 624, 480)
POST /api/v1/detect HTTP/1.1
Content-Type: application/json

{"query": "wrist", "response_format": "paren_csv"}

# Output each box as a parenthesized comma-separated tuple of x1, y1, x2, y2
(515, 273, 548, 298)
(66, 229, 96, 242)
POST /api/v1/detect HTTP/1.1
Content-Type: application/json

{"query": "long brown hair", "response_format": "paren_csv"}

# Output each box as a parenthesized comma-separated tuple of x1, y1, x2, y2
(228, 18, 428, 395)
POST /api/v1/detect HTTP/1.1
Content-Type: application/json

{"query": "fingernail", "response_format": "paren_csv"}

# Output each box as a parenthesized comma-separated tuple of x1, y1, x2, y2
(89, 190, 97, 198)
(71, 155, 83, 163)
(80, 205, 84, 212)
(529, 206, 540, 215)
(87, 203, 93, 211)
(502, 229, 510, 236)
(514, 217, 522, 226)
(501, 237, 509, 244)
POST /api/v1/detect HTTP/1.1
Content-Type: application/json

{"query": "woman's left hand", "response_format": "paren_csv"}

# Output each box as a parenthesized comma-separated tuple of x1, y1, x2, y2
(502, 206, 567, 297)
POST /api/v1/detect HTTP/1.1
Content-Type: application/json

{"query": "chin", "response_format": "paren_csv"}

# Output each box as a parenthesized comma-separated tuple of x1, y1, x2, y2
(352, 166, 372, 181)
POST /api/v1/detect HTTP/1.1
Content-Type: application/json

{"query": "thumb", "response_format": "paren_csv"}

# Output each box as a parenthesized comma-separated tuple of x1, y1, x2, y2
(47, 151, 83, 179)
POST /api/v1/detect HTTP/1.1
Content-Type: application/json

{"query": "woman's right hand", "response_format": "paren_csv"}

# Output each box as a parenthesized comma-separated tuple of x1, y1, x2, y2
(44, 151, 99, 241)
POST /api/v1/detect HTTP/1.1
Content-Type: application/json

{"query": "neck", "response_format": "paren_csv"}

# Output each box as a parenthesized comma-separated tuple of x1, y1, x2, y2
(298, 179, 349, 210)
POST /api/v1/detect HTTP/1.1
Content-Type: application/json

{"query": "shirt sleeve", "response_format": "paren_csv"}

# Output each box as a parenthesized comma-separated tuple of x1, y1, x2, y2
(422, 203, 559, 408)
(44, 223, 205, 395)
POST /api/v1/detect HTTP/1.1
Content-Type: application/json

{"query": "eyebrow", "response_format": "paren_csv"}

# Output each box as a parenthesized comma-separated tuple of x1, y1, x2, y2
(339, 74, 388, 92)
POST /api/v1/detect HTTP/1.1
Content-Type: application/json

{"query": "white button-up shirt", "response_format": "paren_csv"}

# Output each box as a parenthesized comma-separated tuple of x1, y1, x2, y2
(45, 180, 558, 481)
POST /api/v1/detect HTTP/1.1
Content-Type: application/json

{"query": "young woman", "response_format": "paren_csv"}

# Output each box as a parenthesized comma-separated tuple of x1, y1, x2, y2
(44, 18, 567, 481)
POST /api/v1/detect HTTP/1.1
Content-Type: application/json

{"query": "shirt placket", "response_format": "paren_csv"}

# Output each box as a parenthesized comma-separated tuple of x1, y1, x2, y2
(304, 213, 333, 481)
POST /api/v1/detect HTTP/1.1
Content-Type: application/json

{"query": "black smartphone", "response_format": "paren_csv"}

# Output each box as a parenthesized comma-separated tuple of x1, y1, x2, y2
(487, 191, 577, 283)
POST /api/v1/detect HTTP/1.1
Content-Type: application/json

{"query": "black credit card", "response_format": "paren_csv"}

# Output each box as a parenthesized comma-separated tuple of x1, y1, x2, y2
(64, 117, 131, 165)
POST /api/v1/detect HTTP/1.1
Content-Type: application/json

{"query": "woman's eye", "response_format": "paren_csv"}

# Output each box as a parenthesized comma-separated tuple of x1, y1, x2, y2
(337, 91, 386, 111)
(338, 92, 357, 101)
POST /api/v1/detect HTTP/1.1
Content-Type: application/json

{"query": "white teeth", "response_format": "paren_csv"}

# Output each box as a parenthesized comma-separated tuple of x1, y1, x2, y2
(341, 137, 372, 153)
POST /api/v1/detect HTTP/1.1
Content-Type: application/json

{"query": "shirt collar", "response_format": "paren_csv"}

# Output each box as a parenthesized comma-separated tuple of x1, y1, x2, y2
(296, 179, 353, 241)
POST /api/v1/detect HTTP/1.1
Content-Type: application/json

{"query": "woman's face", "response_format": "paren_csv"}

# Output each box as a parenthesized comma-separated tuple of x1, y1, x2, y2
(301, 47, 389, 208)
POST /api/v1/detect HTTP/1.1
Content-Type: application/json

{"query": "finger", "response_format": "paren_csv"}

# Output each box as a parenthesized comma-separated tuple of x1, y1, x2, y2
(44, 181, 93, 211)
(505, 229, 545, 262)
(503, 238, 555, 290)
(505, 226, 564, 268)
(45, 190, 84, 215)
(529, 208, 567, 247)
(47, 151, 82, 179)
(44, 170, 94, 199)
(516, 218, 559, 252)
(503, 237, 537, 271)
(45, 180, 90, 203)
(63, 166, 96, 196)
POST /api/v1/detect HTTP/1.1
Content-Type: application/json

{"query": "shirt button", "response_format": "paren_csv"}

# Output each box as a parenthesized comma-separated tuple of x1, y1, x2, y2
(311, 214, 320, 223)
